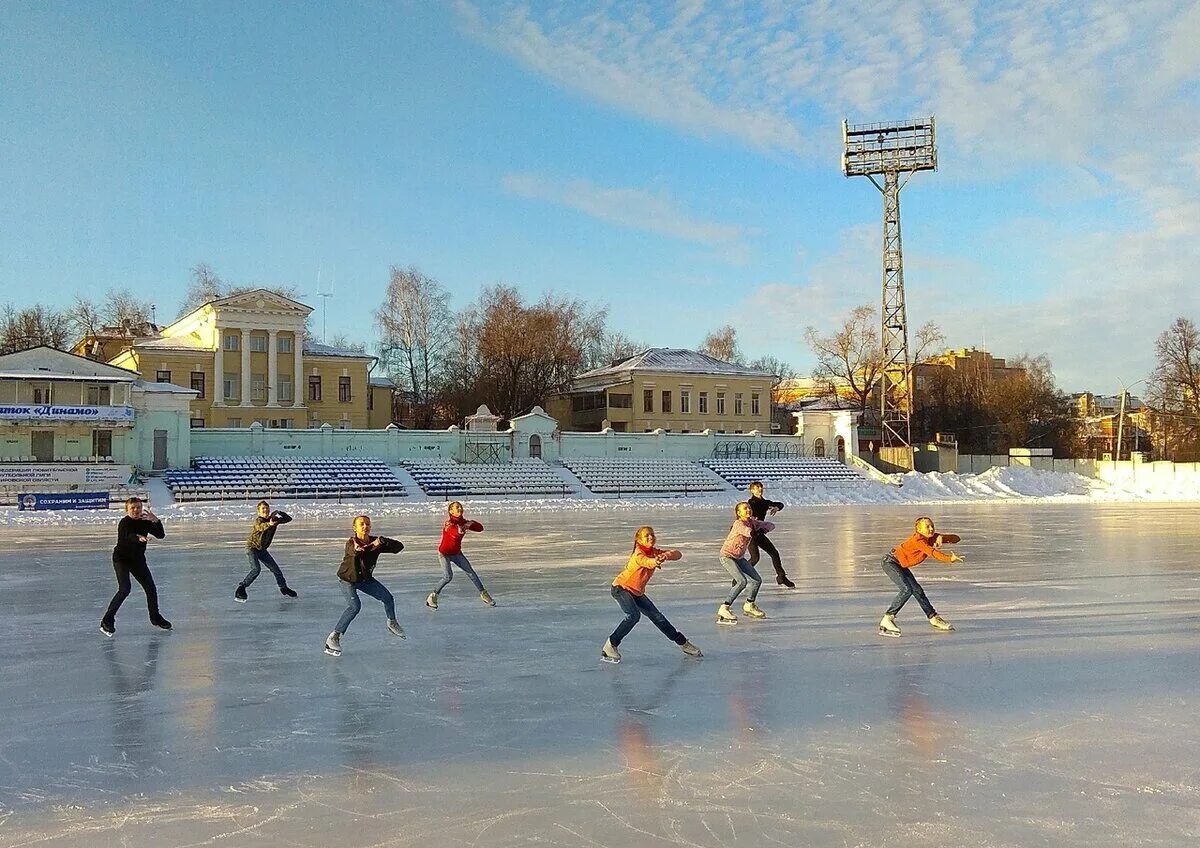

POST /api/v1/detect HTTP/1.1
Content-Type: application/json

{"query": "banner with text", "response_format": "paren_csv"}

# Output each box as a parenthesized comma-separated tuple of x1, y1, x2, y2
(18, 492, 111, 510)
(0, 405, 134, 423)
(0, 464, 134, 488)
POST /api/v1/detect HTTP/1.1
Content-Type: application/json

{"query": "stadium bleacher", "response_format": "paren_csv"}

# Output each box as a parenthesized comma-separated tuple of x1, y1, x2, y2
(164, 457, 408, 502)
(401, 459, 576, 497)
(561, 458, 726, 495)
(702, 458, 866, 488)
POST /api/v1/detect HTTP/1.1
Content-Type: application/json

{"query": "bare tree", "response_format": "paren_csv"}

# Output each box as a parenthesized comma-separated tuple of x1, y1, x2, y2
(326, 334, 368, 353)
(747, 354, 794, 386)
(70, 290, 155, 340)
(700, 325, 742, 363)
(584, 330, 645, 371)
(177, 263, 303, 320)
(1149, 317, 1200, 459)
(0, 304, 72, 354)
(375, 266, 453, 427)
(804, 306, 884, 414)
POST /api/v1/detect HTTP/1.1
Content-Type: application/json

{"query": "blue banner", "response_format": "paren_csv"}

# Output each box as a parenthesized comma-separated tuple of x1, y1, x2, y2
(18, 492, 111, 511)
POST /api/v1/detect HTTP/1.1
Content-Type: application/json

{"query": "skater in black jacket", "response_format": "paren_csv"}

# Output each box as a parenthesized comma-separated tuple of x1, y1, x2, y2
(324, 515, 405, 656)
(235, 500, 297, 602)
(746, 481, 795, 589)
(101, 497, 171, 636)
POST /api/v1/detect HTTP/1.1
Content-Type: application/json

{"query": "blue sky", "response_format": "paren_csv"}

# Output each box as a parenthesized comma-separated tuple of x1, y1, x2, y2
(2, 0, 1198, 390)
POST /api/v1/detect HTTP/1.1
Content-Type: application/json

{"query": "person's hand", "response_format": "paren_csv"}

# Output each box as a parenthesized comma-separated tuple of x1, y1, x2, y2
(950, 553, 964, 563)
(137, 535, 149, 543)
(143, 509, 156, 520)
(370, 538, 383, 549)
(767, 506, 779, 516)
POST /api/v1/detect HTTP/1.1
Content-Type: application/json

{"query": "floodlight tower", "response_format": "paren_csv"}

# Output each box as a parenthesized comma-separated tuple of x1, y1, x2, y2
(842, 117, 937, 457)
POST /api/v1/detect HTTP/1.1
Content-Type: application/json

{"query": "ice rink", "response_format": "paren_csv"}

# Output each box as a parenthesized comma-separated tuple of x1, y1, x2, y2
(1, 502, 1197, 847)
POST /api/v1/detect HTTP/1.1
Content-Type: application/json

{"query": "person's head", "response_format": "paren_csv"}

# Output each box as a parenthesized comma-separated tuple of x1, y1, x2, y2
(748, 481, 764, 497)
(124, 496, 143, 518)
(633, 525, 656, 550)
(915, 516, 935, 538)
(257, 500, 271, 518)
(353, 515, 371, 538)
(447, 501, 464, 519)
(735, 501, 752, 521)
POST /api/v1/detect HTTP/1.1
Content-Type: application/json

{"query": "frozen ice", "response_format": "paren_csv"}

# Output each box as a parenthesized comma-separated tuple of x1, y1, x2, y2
(0, 502, 1197, 846)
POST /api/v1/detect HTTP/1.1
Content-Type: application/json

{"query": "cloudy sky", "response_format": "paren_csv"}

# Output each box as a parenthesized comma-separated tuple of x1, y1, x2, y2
(3, 1, 1197, 389)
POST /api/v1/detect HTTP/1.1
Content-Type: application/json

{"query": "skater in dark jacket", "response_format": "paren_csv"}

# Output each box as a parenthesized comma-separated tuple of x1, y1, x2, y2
(877, 516, 963, 637)
(324, 515, 405, 656)
(236, 500, 297, 602)
(426, 501, 494, 610)
(601, 525, 702, 663)
(746, 481, 795, 589)
(101, 497, 170, 636)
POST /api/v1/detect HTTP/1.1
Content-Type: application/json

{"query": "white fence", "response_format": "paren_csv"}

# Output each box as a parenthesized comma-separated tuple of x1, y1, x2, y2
(958, 454, 1200, 483)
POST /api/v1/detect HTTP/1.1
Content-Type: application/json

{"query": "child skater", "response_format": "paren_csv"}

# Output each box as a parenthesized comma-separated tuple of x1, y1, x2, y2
(717, 502, 773, 625)
(324, 515, 405, 656)
(100, 496, 170, 636)
(425, 501, 495, 610)
(878, 516, 964, 637)
(746, 481, 795, 589)
(602, 525, 702, 663)
(235, 500, 297, 602)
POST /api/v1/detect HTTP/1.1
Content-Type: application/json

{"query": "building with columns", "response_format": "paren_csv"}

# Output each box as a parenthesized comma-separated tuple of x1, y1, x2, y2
(99, 289, 377, 429)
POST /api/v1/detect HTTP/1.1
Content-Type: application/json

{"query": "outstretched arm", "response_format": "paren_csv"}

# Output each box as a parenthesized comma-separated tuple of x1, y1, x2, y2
(375, 536, 405, 554)
(271, 511, 293, 525)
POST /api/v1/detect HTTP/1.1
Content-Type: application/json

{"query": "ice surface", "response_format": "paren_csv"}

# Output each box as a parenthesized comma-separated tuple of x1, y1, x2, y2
(0, 503, 1198, 846)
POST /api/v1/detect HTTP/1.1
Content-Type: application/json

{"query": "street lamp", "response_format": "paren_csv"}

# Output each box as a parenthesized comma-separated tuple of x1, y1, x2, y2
(1115, 377, 1148, 461)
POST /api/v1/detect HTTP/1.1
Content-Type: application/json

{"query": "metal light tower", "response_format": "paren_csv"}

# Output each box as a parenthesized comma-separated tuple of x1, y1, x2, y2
(842, 117, 937, 457)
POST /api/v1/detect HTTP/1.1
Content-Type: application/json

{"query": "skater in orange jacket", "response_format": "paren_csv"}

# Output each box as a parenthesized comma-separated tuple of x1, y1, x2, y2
(878, 516, 964, 637)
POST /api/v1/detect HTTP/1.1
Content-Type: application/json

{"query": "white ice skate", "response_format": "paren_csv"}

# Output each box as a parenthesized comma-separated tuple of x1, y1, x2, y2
(601, 639, 621, 663)
(680, 640, 703, 658)
(742, 601, 767, 619)
(425, 592, 438, 610)
(324, 631, 342, 656)
(387, 619, 406, 638)
(878, 614, 901, 638)
(717, 604, 738, 625)
(929, 614, 955, 632)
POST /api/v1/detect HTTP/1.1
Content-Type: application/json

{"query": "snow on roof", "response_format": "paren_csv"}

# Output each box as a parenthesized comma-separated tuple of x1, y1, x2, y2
(136, 335, 210, 351)
(133, 379, 199, 395)
(304, 341, 373, 359)
(369, 376, 395, 387)
(575, 348, 775, 381)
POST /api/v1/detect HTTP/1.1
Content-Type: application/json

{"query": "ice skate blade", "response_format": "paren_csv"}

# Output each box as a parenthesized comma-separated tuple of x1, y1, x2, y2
(878, 628, 901, 638)
(99, 625, 114, 638)
(324, 646, 341, 656)
(716, 618, 738, 626)
(234, 597, 247, 604)
(600, 655, 620, 664)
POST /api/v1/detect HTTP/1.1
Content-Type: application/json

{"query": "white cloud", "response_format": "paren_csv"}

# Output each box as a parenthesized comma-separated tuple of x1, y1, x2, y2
(501, 171, 745, 249)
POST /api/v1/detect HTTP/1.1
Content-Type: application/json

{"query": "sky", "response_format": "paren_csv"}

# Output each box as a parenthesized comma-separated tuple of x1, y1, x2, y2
(2, 0, 1198, 391)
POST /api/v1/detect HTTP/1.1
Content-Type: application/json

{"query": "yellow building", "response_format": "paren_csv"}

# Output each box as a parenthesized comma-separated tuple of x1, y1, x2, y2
(547, 348, 776, 433)
(97, 289, 376, 429)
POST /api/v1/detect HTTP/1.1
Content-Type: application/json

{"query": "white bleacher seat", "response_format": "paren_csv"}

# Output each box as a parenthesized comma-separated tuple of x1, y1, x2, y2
(560, 458, 724, 495)
(165, 456, 409, 502)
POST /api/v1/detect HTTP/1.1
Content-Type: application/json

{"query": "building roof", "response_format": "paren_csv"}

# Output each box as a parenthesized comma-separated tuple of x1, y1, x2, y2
(304, 340, 374, 359)
(135, 335, 211, 352)
(0, 346, 140, 381)
(133, 379, 199, 395)
(369, 376, 396, 388)
(575, 348, 776, 381)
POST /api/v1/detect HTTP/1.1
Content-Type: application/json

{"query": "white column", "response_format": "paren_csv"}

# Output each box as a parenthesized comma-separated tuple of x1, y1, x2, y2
(212, 326, 224, 407)
(240, 328, 251, 406)
(267, 330, 279, 405)
(293, 328, 305, 409)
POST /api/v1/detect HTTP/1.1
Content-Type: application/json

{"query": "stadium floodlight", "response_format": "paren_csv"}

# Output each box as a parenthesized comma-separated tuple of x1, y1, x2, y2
(842, 117, 937, 460)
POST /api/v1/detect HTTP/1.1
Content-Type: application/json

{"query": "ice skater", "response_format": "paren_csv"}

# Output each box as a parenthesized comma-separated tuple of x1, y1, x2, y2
(324, 515, 406, 656)
(425, 501, 495, 610)
(601, 525, 702, 663)
(877, 516, 963, 637)
(716, 502, 773, 625)
(100, 497, 171, 636)
(235, 500, 297, 602)
(746, 481, 795, 589)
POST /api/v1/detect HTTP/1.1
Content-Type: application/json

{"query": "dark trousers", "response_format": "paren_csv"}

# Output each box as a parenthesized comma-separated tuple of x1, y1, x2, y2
(242, 548, 287, 588)
(881, 554, 936, 618)
(609, 586, 685, 648)
(103, 556, 161, 625)
(747, 534, 788, 581)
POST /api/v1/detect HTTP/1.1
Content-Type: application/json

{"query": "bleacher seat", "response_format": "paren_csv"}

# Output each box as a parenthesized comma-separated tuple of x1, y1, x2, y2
(164, 456, 408, 502)
(400, 459, 576, 497)
(561, 458, 725, 495)
(702, 458, 866, 488)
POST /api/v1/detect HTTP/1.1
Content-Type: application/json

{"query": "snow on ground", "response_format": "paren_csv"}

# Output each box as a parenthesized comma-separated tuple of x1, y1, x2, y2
(3, 465, 1199, 527)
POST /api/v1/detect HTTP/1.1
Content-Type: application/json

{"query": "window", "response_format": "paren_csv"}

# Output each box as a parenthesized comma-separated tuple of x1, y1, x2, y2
(190, 372, 205, 399)
(734, 392, 743, 415)
(608, 393, 633, 409)
(339, 419, 350, 429)
(223, 373, 238, 401)
(716, 392, 726, 415)
(190, 418, 205, 428)
(227, 417, 242, 428)
(278, 335, 293, 353)
(92, 429, 112, 457)
(814, 438, 826, 457)
(309, 375, 322, 402)
(751, 393, 760, 415)
(698, 392, 709, 414)
(251, 373, 266, 402)
(155, 370, 171, 384)
(86, 385, 111, 405)
(643, 389, 654, 413)
(338, 376, 352, 402)
(572, 392, 606, 412)
(250, 334, 267, 352)
(223, 333, 239, 351)
(278, 375, 293, 403)
(661, 391, 672, 414)
(280, 418, 294, 429)
(680, 391, 690, 414)
(31, 383, 51, 404)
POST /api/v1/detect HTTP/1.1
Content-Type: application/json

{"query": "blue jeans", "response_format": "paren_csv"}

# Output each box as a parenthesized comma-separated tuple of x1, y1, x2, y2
(882, 554, 936, 617)
(335, 577, 397, 633)
(434, 553, 485, 593)
(242, 549, 287, 589)
(720, 555, 761, 605)
(609, 586, 685, 647)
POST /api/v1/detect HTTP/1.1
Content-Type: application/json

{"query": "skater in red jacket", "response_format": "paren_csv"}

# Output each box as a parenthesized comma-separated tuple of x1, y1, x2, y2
(878, 516, 964, 637)
(425, 501, 495, 609)
(601, 525, 702, 663)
